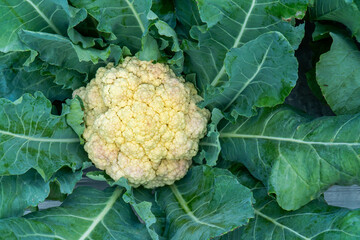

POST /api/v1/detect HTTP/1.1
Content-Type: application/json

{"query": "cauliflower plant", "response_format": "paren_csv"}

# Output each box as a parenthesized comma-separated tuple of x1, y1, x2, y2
(74, 57, 210, 188)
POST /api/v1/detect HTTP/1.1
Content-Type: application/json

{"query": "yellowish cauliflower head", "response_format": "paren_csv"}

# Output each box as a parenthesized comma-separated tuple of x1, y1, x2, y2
(74, 57, 210, 188)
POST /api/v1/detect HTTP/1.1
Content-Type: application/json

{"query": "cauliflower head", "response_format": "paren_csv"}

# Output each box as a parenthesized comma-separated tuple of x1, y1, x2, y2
(74, 57, 210, 188)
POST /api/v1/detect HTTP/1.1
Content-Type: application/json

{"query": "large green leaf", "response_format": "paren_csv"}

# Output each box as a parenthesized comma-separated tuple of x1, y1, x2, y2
(70, 0, 152, 52)
(219, 167, 360, 240)
(156, 165, 254, 240)
(0, 0, 88, 52)
(0, 51, 75, 101)
(0, 170, 48, 218)
(201, 32, 298, 118)
(316, 32, 360, 115)
(86, 172, 160, 240)
(219, 106, 360, 210)
(0, 92, 86, 180)
(18, 30, 122, 76)
(182, 0, 307, 99)
(310, 0, 360, 41)
(0, 66, 72, 102)
(0, 187, 151, 239)
(0, 167, 84, 219)
(240, 190, 360, 239)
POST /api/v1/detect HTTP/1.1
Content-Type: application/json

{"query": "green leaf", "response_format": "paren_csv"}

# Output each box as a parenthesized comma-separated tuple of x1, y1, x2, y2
(46, 65, 87, 90)
(0, 166, 86, 218)
(70, 0, 152, 53)
(65, 96, 85, 144)
(311, 22, 347, 41)
(316, 32, 360, 115)
(219, 169, 360, 240)
(0, 0, 87, 52)
(151, 0, 176, 28)
(0, 169, 49, 218)
(156, 165, 254, 239)
(86, 170, 114, 184)
(50, 166, 86, 195)
(151, 20, 184, 73)
(70, 0, 183, 72)
(0, 52, 73, 101)
(115, 179, 160, 240)
(202, 32, 298, 118)
(241, 191, 360, 239)
(0, 67, 72, 102)
(18, 30, 122, 76)
(182, 0, 306, 99)
(310, 0, 360, 41)
(0, 187, 151, 239)
(67, 6, 100, 48)
(174, 0, 202, 39)
(0, 92, 86, 180)
(132, 188, 166, 239)
(137, 35, 162, 62)
(86, 171, 160, 240)
(306, 68, 327, 104)
(195, 108, 223, 166)
(219, 106, 360, 210)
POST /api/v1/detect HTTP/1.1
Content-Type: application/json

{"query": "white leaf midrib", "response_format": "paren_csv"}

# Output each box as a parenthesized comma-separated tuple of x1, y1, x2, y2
(0, 129, 79, 143)
(124, 0, 145, 33)
(78, 188, 123, 240)
(223, 43, 272, 111)
(169, 184, 224, 230)
(24, 0, 62, 35)
(211, 0, 257, 86)
(219, 133, 360, 146)
(254, 209, 310, 240)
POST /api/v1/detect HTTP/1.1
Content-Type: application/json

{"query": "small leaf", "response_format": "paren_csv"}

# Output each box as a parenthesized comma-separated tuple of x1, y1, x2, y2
(195, 108, 223, 166)
(151, 0, 176, 28)
(50, 166, 87, 195)
(65, 96, 85, 144)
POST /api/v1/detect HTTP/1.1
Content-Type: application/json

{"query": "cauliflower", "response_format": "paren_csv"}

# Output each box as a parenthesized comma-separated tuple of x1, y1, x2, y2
(74, 57, 210, 188)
